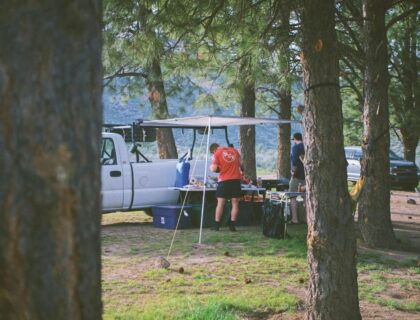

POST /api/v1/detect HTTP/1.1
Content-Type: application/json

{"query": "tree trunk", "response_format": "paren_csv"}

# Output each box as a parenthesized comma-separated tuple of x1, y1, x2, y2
(277, 7, 292, 180)
(358, 0, 396, 248)
(0, 1, 102, 319)
(139, 4, 177, 159)
(400, 129, 418, 163)
(146, 58, 178, 159)
(239, 59, 257, 180)
(397, 12, 419, 163)
(277, 90, 292, 179)
(301, 1, 361, 319)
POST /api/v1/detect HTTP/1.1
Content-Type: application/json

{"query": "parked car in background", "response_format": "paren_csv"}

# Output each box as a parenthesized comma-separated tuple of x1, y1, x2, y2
(345, 146, 420, 191)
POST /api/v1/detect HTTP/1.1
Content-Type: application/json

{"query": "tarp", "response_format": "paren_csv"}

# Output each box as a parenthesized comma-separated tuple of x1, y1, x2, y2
(142, 115, 297, 128)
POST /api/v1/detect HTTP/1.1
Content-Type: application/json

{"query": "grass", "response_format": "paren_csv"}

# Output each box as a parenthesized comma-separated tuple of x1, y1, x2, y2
(101, 212, 420, 319)
(358, 252, 420, 312)
(102, 212, 307, 319)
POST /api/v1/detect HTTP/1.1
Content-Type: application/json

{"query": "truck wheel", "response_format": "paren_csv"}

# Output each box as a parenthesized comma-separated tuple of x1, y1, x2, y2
(403, 184, 417, 192)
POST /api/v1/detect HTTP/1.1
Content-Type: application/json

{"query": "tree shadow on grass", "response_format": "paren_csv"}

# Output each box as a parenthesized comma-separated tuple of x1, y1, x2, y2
(102, 221, 153, 228)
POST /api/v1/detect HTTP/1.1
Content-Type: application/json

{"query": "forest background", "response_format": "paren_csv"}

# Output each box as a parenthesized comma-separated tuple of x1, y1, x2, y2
(102, 0, 420, 172)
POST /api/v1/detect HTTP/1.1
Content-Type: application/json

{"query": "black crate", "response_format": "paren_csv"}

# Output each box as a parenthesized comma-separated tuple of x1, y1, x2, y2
(262, 200, 286, 239)
(262, 179, 289, 191)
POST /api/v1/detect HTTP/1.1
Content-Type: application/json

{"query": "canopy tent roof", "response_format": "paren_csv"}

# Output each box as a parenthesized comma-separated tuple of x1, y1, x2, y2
(103, 115, 299, 131)
(141, 115, 298, 128)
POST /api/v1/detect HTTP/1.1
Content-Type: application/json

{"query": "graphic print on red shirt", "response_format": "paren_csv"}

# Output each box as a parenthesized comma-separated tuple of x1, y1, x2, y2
(212, 147, 242, 182)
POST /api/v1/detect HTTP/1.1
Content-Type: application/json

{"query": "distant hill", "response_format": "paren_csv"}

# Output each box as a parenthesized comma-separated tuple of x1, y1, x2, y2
(103, 86, 304, 171)
(103, 86, 419, 169)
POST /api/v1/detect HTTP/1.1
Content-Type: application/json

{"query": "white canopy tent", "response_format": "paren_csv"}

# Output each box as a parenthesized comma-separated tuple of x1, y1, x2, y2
(143, 115, 300, 244)
(143, 115, 294, 128)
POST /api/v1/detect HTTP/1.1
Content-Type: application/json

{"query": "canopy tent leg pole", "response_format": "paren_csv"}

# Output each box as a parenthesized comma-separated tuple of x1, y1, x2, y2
(199, 118, 212, 244)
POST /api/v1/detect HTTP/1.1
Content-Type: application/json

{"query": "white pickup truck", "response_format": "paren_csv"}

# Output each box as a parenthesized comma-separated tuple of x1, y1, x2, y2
(101, 131, 211, 213)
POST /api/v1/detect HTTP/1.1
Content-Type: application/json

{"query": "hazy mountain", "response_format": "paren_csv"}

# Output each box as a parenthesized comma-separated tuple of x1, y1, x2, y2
(103, 86, 419, 169)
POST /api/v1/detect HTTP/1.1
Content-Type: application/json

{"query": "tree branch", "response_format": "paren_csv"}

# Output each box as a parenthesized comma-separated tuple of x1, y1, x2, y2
(103, 68, 148, 87)
(257, 86, 280, 98)
(342, 0, 363, 29)
(336, 11, 364, 54)
(386, 5, 420, 30)
(338, 42, 365, 71)
(388, 57, 404, 82)
(104, 71, 148, 80)
(199, 0, 226, 41)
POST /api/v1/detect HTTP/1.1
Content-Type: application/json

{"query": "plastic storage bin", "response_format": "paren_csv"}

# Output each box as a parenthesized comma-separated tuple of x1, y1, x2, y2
(152, 204, 192, 229)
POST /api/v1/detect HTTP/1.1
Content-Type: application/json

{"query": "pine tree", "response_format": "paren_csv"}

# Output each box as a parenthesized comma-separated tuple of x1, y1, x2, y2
(0, 1, 102, 318)
(301, 0, 361, 318)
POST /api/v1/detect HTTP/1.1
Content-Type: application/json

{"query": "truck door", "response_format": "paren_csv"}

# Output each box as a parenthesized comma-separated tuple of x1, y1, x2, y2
(101, 137, 124, 211)
(346, 149, 361, 182)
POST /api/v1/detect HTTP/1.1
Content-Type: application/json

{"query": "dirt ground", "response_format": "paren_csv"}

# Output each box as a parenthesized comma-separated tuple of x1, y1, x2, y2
(280, 190, 420, 320)
(102, 190, 420, 319)
(390, 191, 420, 250)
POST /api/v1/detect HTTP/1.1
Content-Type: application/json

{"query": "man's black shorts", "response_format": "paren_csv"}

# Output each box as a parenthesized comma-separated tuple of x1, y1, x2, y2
(216, 179, 242, 199)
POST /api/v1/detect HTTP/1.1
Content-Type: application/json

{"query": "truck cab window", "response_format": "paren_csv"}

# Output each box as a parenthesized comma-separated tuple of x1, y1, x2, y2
(101, 138, 117, 165)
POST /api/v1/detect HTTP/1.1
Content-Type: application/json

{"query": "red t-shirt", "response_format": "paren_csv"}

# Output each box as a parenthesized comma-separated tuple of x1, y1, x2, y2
(212, 147, 242, 182)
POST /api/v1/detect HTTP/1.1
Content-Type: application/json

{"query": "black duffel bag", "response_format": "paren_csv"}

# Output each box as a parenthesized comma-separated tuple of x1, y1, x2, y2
(262, 199, 285, 239)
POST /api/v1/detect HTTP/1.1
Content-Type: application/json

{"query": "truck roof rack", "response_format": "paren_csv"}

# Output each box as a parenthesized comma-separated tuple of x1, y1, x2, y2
(103, 119, 231, 160)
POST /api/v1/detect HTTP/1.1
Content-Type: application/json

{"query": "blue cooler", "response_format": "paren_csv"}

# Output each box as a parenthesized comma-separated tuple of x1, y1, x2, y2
(152, 205, 192, 229)
(174, 157, 190, 187)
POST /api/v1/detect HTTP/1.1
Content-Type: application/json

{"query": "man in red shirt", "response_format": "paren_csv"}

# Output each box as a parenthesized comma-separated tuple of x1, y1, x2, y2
(209, 143, 243, 231)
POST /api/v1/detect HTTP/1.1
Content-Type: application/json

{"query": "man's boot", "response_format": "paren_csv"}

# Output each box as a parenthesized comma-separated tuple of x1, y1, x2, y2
(228, 220, 236, 232)
(211, 221, 220, 231)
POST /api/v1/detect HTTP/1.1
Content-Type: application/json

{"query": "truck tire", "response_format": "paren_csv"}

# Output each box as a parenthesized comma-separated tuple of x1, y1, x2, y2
(403, 184, 417, 192)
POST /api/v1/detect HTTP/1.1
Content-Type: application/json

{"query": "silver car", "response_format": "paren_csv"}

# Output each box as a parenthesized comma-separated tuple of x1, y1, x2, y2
(345, 146, 420, 191)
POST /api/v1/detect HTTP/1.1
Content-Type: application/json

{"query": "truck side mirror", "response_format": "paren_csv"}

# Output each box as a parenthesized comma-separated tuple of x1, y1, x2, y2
(130, 143, 140, 154)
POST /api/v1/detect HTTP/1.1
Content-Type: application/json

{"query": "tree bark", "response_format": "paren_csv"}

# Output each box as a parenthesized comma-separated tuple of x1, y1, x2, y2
(146, 58, 178, 159)
(358, 0, 397, 248)
(301, 1, 361, 319)
(0, 1, 102, 319)
(277, 89, 292, 179)
(396, 11, 419, 163)
(239, 59, 257, 180)
(140, 5, 178, 159)
(400, 129, 418, 163)
(277, 7, 292, 180)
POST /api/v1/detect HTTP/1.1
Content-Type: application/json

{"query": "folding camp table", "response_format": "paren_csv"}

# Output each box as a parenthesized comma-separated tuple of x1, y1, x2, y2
(169, 186, 266, 227)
